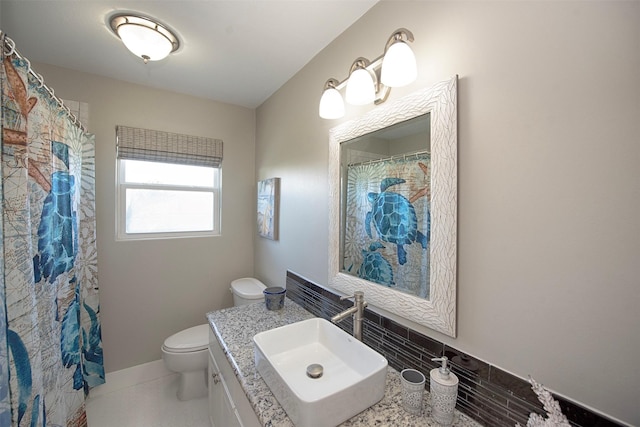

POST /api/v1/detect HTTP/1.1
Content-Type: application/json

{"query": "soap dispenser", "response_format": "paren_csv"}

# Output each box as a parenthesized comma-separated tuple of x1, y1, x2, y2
(430, 356, 459, 426)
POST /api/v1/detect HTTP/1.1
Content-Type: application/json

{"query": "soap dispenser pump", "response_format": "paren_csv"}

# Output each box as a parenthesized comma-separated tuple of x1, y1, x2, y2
(430, 356, 459, 426)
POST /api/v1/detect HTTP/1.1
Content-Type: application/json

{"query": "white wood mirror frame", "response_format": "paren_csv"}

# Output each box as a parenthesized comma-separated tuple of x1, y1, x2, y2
(328, 75, 458, 337)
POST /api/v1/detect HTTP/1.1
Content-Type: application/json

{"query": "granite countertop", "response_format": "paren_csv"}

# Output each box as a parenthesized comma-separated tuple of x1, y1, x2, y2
(207, 299, 482, 427)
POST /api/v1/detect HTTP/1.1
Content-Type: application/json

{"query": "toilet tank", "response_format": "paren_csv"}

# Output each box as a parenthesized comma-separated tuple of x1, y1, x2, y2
(230, 277, 266, 306)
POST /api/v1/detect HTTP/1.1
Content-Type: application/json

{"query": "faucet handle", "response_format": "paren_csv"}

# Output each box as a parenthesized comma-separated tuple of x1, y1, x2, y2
(340, 291, 364, 301)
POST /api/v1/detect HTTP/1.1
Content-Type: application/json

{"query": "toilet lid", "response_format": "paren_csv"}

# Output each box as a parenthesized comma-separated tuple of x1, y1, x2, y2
(231, 277, 266, 299)
(163, 324, 209, 353)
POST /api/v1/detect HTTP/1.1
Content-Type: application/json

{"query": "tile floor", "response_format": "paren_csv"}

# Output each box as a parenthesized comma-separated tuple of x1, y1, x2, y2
(86, 373, 210, 427)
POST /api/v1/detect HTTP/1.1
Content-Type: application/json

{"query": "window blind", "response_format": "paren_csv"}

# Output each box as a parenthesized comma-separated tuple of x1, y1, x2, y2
(116, 125, 223, 167)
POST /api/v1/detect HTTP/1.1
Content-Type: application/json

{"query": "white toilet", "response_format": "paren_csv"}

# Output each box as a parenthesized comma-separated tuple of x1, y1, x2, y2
(229, 277, 268, 306)
(161, 277, 267, 400)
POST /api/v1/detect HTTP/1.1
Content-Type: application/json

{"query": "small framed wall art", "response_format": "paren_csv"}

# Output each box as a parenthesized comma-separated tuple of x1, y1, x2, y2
(257, 177, 280, 240)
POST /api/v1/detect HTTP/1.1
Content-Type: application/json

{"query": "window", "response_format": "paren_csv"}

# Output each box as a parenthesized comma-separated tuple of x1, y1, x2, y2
(115, 126, 223, 240)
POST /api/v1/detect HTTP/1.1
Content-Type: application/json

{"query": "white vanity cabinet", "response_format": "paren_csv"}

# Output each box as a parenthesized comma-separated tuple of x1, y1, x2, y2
(208, 328, 261, 427)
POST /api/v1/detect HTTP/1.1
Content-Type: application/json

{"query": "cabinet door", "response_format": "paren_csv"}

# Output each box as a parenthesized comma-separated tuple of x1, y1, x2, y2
(219, 373, 242, 427)
(209, 328, 260, 427)
(208, 353, 224, 427)
(209, 352, 242, 427)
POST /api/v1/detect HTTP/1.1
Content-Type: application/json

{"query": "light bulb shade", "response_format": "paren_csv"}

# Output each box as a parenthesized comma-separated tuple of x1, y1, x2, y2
(381, 41, 417, 87)
(117, 24, 173, 61)
(346, 68, 376, 105)
(110, 14, 179, 62)
(319, 87, 345, 119)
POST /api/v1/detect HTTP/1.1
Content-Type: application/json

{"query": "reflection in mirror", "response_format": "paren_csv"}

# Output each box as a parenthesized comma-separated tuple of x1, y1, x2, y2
(329, 75, 457, 337)
(340, 114, 432, 299)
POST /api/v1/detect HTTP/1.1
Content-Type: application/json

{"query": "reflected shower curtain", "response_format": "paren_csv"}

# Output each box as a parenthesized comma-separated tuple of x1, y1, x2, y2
(0, 53, 104, 426)
(344, 154, 431, 299)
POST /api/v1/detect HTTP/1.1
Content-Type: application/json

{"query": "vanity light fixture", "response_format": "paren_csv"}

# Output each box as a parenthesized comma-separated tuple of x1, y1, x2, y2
(318, 79, 345, 120)
(319, 28, 416, 119)
(345, 58, 376, 105)
(381, 31, 417, 87)
(109, 13, 180, 63)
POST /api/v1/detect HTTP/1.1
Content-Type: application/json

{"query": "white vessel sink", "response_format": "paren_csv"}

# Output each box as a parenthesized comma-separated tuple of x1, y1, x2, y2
(253, 318, 387, 427)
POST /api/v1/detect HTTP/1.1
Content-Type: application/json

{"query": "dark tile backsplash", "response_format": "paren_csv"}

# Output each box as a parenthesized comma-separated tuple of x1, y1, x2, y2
(285, 271, 623, 427)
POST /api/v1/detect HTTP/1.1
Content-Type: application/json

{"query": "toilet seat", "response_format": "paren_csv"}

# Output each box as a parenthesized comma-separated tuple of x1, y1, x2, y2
(162, 324, 209, 353)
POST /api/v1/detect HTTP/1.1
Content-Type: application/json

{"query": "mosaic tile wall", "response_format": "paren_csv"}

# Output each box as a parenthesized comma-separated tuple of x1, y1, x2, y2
(285, 271, 622, 427)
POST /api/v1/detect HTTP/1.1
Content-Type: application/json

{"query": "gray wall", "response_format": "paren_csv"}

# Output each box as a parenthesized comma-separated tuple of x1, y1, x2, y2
(31, 63, 257, 373)
(255, 1, 639, 425)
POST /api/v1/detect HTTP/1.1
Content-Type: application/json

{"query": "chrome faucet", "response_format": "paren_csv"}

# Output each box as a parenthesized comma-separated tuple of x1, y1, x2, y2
(331, 291, 367, 341)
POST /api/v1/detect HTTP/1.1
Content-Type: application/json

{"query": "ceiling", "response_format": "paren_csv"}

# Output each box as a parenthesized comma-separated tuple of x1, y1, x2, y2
(0, 1, 378, 108)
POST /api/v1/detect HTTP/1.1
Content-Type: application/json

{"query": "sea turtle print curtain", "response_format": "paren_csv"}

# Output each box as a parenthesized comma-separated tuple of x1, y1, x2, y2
(0, 51, 104, 426)
(344, 154, 431, 299)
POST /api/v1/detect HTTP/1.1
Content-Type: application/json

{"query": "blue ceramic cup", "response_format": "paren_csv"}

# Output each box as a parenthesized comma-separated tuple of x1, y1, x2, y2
(263, 287, 286, 311)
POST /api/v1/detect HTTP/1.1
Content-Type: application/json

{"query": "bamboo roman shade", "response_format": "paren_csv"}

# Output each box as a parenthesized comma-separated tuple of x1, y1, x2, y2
(116, 125, 223, 167)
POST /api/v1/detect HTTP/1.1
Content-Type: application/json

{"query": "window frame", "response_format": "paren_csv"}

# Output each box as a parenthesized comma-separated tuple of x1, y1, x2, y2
(115, 158, 222, 241)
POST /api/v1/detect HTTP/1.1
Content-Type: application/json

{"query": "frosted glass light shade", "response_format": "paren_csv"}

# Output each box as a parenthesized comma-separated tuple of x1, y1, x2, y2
(319, 87, 345, 119)
(346, 68, 376, 105)
(381, 41, 417, 87)
(117, 24, 173, 61)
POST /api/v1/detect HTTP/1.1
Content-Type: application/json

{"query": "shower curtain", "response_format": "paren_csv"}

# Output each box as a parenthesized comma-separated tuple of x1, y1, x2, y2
(0, 50, 104, 425)
(344, 154, 431, 299)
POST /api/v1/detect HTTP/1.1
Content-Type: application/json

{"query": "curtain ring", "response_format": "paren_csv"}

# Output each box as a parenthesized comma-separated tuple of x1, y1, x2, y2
(49, 90, 63, 112)
(54, 95, 64, 112)
(3, 36, 15, 57)
(35, 72, 45, 88)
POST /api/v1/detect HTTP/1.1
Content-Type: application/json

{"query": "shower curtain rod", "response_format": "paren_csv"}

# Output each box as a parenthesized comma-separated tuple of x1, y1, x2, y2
(1, 32, 87, 133)
(347, 149, 430, 167)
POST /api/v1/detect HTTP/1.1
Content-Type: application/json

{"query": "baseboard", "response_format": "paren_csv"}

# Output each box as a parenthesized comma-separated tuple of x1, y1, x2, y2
(88, 359, 174, 398)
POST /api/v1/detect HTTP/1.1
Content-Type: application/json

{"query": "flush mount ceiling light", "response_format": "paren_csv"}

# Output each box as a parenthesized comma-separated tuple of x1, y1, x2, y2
(109, 13, 180, 63)
(319, 28, 417, 119)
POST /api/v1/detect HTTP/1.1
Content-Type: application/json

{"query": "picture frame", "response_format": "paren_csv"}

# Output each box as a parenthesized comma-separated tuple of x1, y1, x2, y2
(257, 177, 280, 240)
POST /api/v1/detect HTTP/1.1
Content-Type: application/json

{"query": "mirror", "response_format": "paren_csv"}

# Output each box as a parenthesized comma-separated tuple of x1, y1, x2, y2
(340, 114, 432, 298)
(328, 76, 457, 337)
